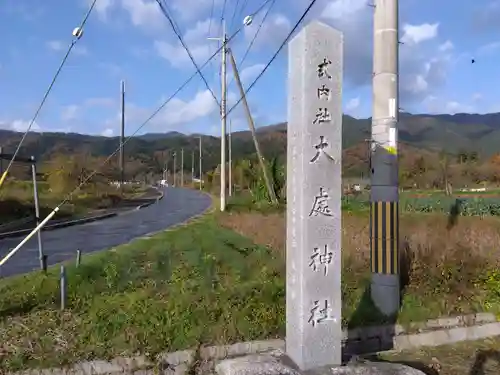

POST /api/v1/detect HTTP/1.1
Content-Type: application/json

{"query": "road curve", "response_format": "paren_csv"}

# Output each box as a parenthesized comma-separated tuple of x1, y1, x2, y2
(0, 188, 211, 278)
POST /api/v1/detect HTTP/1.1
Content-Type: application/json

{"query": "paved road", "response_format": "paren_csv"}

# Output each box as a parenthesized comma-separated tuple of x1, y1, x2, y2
(0, 188, 211, 277)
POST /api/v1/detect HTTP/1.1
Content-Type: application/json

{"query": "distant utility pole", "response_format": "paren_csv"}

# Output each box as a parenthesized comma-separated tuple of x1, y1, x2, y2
(191, 150, 195, 185)
(182, 148, 186, 187)
(198, 137, 202, 191)
(173, 151, 177, 187)
(228, 49, 277, 204)
(119, 80, 125, 190)
(163, 151, 169, 183)
(208, 19, 227, 211)
(370, 0, 400, 316)
(229, 119, 232, 197)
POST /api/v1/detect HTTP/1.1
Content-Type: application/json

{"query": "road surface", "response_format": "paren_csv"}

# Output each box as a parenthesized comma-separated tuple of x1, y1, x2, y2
(0, 188, 211, 277)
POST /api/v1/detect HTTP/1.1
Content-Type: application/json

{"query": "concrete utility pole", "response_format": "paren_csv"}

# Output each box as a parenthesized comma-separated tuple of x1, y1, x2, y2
(173, 151, 177, 187)
(191, 150, 195, 185)
(229, 119, 232, 197)
(198, 137, 202, 190)
(181, 148, 184, 187)
(208, 20, 227, 211)
(228, 49, 277, 204)
(119, 80, 125, 190)
(370, 0, 400, 316)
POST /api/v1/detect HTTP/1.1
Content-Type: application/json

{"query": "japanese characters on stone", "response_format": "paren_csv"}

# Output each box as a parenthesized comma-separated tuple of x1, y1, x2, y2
(311, 58, 334, 165)
(306, 56, 337, 328)
(308, 299, 336, 327)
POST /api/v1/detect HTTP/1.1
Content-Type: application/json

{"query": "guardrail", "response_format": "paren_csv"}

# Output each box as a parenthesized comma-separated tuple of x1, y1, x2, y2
(0, 216, 34, 232)
(0, 211, 119, 240)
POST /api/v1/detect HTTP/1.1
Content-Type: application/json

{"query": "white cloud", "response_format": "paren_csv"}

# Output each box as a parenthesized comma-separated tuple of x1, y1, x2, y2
(478, 41, 500, 55)
(84, 97, 115, 107)
(423, 96, 476, 114)
(59, 97, 115, 123)
(401, 23, 439, 45)
(162, 90, 217, 126)
(91, 0, 165, 31)
(240, 63, 265, 84)
(102, 89, 218, 133)
(0, 119, 41, 132)
(439, 40, 454, 52)
(321, 0, 367, 20)
(170, 0, 222, 20)
(244, 13, 291, 49)
(154, 40, 211, 68)
(46, 40, 88, 55)
(92, 0, 116, 20)
(61, 105, 79, 122)
(345, 97, 360, 112)
(120, 0, 165, 31)
(183, 18, 216, 43)
(101, 128, 114, 137)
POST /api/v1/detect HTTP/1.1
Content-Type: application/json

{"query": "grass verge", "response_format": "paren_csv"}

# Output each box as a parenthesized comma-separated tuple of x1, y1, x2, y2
(0, 215, 284, 371)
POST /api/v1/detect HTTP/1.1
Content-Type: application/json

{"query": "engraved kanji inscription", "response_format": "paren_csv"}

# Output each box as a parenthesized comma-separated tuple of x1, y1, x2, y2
(308, 299, 335, 327)
(310, 136, 334, 163)
(313, 108, 331, 124)
(317, 58, 332, 80)
(309, 187, 333, 217)
(317, 84, 330, 100)
(309, 245, 333, 275)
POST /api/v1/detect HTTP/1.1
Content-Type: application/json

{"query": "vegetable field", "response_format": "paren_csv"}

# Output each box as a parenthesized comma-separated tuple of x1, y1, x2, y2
(342, 193, 500, 217)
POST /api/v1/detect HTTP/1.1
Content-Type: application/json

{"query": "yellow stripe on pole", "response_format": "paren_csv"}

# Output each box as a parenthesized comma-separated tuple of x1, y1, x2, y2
(384, 146, 397, 155)
(0, 171, 7, 188)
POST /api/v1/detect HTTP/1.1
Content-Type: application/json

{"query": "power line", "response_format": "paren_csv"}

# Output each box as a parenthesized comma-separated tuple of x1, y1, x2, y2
(228, 0, 276, 88)
(207, 0, 217, 77)
(0, 0, 98, 189)
(226, 0, 318, 119)
(0, 0, 276, 267)
(237, 0, 250, 28)
(154, 0, 220, 106)
(229, 0, 242, 32)
(220, 0, 229, 32)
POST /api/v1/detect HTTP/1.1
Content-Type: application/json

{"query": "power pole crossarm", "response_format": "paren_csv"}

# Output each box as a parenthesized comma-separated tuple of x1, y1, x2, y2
(228, 48, 277, 204)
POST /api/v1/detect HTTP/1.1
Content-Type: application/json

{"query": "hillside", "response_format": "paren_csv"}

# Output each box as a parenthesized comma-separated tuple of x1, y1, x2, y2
(0, 112, 499, 179)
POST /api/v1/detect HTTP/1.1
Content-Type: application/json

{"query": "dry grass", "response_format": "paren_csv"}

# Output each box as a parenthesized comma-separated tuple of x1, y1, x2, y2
(217, 211, 500, 324)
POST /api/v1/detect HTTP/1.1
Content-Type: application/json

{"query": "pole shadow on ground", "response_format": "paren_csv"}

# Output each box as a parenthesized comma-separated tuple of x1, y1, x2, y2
(469, 350, 500, 375)
(342, 239, 437, 374)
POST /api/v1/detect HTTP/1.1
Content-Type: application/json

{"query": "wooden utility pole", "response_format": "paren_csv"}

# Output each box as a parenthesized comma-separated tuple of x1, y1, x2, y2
(228, 48, 277, 204)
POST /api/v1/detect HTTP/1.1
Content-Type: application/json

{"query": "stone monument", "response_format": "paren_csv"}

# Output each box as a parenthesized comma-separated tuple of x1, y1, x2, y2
(286, 20, 343, 371)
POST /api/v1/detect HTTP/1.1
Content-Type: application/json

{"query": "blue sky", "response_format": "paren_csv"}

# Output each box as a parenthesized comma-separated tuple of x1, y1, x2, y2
(0, 0, 499, 137)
